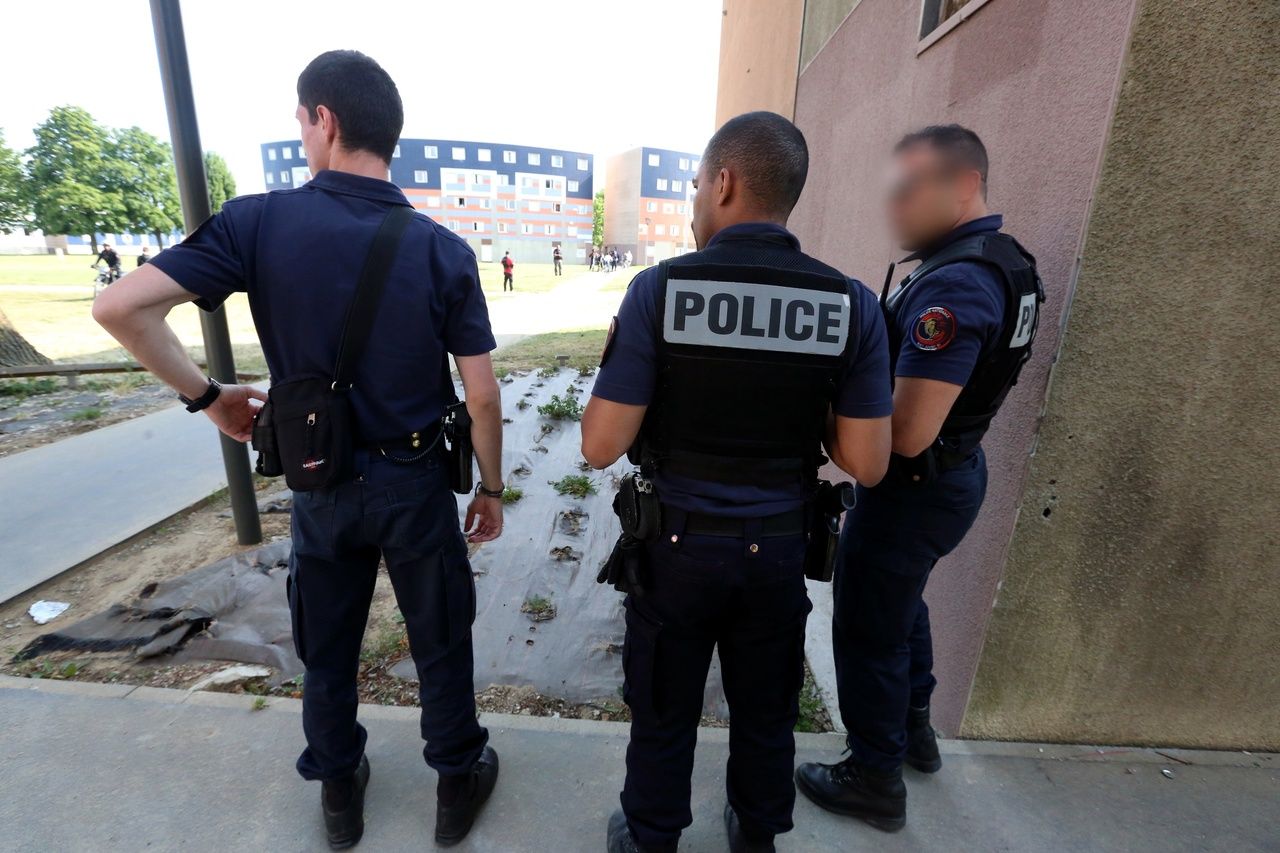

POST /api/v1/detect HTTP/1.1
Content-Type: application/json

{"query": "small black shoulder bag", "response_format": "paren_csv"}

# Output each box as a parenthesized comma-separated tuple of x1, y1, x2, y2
(252, 205, 414, 492)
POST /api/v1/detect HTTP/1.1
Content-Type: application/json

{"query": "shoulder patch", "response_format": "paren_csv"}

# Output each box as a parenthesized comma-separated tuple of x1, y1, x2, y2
(911, 306, 957, 351)
(600, 316, 619, 366)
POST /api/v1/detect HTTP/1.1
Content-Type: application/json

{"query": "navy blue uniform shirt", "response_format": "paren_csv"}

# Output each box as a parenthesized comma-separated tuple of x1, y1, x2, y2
(889, 214, 1007, 386)
(593, 222, 894, 517)
(151, 169, 495, 441)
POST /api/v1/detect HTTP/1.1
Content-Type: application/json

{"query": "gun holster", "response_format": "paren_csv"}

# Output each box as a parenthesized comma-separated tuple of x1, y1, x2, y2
(804, 480, 855, 582)
(598, 473, 662, 596)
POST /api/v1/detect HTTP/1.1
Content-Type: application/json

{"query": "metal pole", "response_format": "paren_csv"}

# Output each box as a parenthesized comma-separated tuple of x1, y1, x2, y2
(149, 0, 261, 545)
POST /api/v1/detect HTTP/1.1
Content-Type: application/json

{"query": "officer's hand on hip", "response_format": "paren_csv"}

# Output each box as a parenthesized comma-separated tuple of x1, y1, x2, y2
(207, 384, 268, 443)
(465, 494, 503, 543)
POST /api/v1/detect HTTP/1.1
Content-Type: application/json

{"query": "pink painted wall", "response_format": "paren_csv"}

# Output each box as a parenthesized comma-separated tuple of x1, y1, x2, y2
(790, 0, 1137, 732)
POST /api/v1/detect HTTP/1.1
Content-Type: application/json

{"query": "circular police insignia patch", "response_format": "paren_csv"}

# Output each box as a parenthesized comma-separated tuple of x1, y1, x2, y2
(600, 316, 619, 366)
(912, 306, 956, 351)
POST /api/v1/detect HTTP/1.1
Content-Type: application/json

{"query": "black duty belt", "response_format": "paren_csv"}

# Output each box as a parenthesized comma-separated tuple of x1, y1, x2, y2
(364, 425, 444, 460)
(680, 507, 805, 539)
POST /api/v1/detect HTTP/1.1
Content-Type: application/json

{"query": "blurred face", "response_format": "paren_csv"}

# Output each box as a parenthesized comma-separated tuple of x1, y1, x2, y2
(296, 103, 332, 172)
(886, 143, 975, 252)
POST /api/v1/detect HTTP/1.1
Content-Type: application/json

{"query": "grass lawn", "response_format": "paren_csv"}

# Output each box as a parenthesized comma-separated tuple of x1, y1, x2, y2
(491, 328, 607, 375)
(478, 261, 590, 298)
(600, 265, 647, 292)
(0, 253, 122, 287)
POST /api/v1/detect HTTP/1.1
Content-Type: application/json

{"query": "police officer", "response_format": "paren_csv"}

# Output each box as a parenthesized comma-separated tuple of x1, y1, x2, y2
(93, 51, 504, 849)
(797, 125, 1043, 831)
(582, 112, 894, 853)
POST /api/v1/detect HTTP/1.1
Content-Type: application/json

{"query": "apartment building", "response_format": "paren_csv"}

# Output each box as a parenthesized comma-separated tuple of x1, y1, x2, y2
(602, 146, 700, 264)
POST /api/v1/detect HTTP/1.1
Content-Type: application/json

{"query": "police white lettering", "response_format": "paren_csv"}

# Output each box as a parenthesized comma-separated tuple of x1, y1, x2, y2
(664, 279, 850, 355)
(1009, 292, 1037, 348)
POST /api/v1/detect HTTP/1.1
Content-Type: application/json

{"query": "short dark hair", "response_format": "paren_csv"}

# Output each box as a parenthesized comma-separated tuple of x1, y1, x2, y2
(702, 111, 809, 217)
(895, 124, 989, 195)
(297, 50, 403, 163)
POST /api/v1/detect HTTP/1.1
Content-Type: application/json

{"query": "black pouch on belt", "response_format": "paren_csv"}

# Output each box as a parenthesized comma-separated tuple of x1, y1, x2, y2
(598, 472, 662, 595)
(804, 480, 856, 582)
(251, 400, 283, 478)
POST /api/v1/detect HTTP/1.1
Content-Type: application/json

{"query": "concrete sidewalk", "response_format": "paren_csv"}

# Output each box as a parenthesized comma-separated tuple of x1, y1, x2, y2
(0, 676, 1274, 853)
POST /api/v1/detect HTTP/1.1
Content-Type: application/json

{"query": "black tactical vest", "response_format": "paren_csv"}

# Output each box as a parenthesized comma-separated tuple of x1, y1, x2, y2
(883, 231, 1045, 456)
(631, 238, 853, 488)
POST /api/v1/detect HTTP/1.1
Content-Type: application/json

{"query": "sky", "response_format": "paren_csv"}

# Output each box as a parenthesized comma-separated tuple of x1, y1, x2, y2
(0, 0, 722, 194)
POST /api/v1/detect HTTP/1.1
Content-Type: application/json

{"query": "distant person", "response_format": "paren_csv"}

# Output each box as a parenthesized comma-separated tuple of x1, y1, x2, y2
(501, 251, 515, 291)
(92, 49, 504, 849)
(553, 245, 563, 275)
(94, 243, 122, 282)
(623, 249, 632, 268)
(137, 247, 152, 267)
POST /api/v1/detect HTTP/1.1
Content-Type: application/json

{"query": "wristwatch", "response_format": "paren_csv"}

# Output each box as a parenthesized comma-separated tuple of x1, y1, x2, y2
(475, 482, 505, 498)
(179, 378, 222, 413)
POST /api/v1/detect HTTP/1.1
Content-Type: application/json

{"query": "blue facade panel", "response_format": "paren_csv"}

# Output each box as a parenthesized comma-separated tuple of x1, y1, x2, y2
(639, 146, 700, 201)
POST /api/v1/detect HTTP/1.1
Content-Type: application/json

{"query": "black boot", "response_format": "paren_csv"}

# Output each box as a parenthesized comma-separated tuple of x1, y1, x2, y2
(434, 745, 499, 846)
(795, 756, 906, 832)
(723, 803, 776, 853)
(321, 754, 370, 849)
(606, 809, 676, 853)
(905, 706, 942, 774)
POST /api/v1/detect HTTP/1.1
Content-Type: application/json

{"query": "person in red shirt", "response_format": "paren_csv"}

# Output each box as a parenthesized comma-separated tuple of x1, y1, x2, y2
(501, 251, 514, 291)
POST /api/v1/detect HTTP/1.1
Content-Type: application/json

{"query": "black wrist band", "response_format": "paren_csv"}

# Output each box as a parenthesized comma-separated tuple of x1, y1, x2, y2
(476, 482, 504, 498)
(179, 378, 222, 413)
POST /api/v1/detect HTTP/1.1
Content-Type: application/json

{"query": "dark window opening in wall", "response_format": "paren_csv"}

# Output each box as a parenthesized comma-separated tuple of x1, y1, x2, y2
(920, 0, 969, 38)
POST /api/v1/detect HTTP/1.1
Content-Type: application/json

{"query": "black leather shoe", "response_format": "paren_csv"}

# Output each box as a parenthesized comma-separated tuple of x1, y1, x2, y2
(321, 754, 370, 849)
(724, 803, 776, 853)
(607, 809, 643, 853)
(905, 706, 943, 774)
(795, 756, 906, 832)
(435, 745, 499, 846)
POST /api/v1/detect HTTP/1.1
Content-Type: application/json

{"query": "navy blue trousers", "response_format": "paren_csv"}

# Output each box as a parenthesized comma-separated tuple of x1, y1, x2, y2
(288, 450, 488, 782)
(833, 448, 988, 772)
(620, 511, 812, 849)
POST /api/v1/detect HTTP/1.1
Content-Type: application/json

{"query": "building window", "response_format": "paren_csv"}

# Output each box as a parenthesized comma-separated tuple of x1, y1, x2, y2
(663, 203, 675, 214)
(545, 225, 556, 236)
(529, 201, 541, 212)
(551, 154, 564, 168)
(677, 203, 687, 214)
(655, 224, 667, 236)
(497, 222, 508, 234)
(393, 145, 401, 158)
(568, 180, 579, 192)
(478, 148, 491, 162)
(504, 150, 516, 163)
(454, 197, 466, 208)
(425, 197, 441, 208)
(526, 152, 540, 166)
(473, 222, 485, 232)
(553, 203, 562, 212)
(282, 146, 292, 159)
(646, 202, 657, 213)
(577, 158, 589, 171)
(267, 148, 277, 161)
(265, 172, 275, 185)
(450, 146, 464, 160)
(671, 225, 682, 237)
(656, 179, 668, 191)
(479, 198, 492, 210)
(448, 220, 460, 231)
(678, 157, 689, 171)
(545, 179, 559, 190)
(567, 226, 578, 237)
(280, 170, 290, 183)
(414, 170, 429, 184)
(425, 145, 438, 159)
(920, 0, 968, 38)
(638, 223, 648, 235)
(521, 223, 533, 235)
(692, 160, 700, 172)
(672, 180, 683, 193)
(648, 153, 660, 167)
(505, 199, 517, 211)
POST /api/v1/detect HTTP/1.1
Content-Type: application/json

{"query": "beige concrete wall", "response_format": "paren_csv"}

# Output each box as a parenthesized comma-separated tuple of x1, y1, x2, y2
(962, 0, 1280, 750)
(603, 150, 640, 256)
(800, 0, 864, 70)
(714, 0, 805, 125)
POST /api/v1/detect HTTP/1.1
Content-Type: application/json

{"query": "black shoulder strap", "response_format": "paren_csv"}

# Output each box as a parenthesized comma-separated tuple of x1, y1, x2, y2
(332, 205, 416, 390)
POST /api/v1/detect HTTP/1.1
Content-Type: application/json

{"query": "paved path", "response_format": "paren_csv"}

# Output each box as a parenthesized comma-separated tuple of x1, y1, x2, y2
(0, 676, 1274, 853)
(0, 271, 628, 604)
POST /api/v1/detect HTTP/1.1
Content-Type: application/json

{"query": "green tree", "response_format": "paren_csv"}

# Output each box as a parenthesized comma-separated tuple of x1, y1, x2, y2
(592, 190, 604, 247)
(26, 106, 125, 254)
(107, 126, 182, 247)
(204, 151, 236, 213)
(0, 130, 30, 234)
